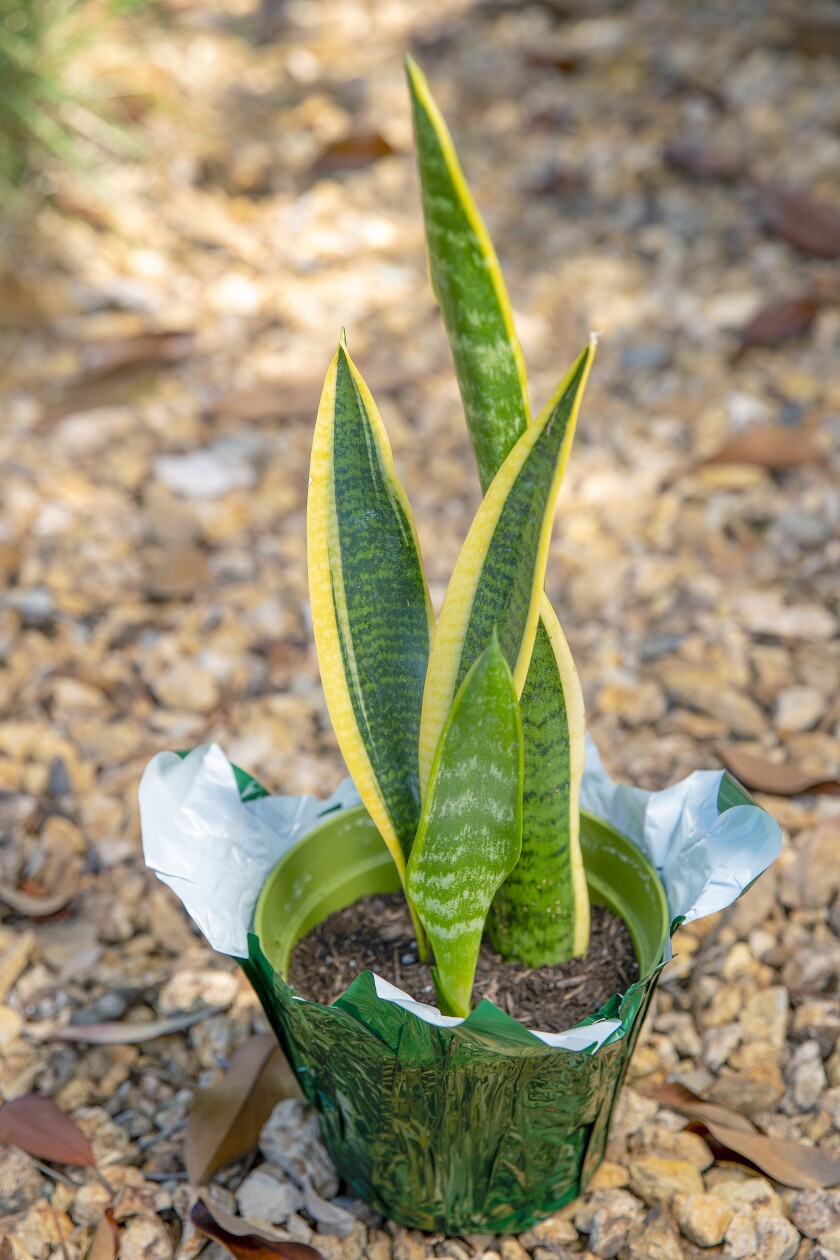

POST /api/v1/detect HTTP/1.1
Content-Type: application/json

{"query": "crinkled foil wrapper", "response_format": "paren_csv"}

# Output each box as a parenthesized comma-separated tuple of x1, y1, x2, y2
(140, 740, 781, 1233)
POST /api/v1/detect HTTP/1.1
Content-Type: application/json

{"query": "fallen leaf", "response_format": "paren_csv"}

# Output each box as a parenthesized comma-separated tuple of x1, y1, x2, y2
(0, 882, 78, 917)
(663, 142, 745, 182)
(313, 132, 395, 175)
(790, 14, 840, 58)
(87, 1209, 120, 1260)
(191, 1197, 324, 1260)
(717, 746, 840, 796)
(42, 332, 195, 425)
(524, 48, 586, 74)
(737, 295, 822, 351)
(185, 1032, 302, 1185)
(653, 1083, 840, 1188)
(0, 1094, 95, 1167)
(34, 1005, 225, 1044)
(703, 425, 821, 470)
(756, 183, 840, 259)
(300, 1179, 354, 1238)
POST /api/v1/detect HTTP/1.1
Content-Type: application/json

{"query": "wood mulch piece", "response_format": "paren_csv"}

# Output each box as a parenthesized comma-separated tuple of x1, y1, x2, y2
(288, 893, 639, 1034)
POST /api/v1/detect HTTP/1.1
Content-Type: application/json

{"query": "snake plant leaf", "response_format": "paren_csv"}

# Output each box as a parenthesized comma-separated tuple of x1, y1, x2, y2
(418, 340, 594, 793)
(487, 596, 588, 963)
(406, 55, 530, 494)
(407, 635, 523, 1018)
(307, 340, 435, 891)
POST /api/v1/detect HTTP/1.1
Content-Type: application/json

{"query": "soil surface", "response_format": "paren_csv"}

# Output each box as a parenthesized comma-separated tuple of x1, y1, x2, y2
(288, 893, 639, 1033)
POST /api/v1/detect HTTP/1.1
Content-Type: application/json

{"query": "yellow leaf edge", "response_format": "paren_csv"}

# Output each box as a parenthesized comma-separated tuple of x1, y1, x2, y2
(537, 593, 590, 956)
(405, 54, 531, 424)
(418, 338, 596, 793)
(307, 342, 435, 909)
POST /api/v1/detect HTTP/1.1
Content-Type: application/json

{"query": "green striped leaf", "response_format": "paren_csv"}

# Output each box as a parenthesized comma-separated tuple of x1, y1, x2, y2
(307, 340, 435, 905)
(487, 597, 589, 963)
(408, 63, 591, 964)
(418, 342, 593, 793)
(406, 55, 530, 494)
(407, 636, 523, 1018)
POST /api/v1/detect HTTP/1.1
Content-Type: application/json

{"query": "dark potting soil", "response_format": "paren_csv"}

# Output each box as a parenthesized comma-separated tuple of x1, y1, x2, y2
(288, 894, 639, 1034)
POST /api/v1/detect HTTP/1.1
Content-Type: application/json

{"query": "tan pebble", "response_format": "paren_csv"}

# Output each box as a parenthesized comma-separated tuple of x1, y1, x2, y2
(675, 1191, 734, 1246)
(0, 930, 34, 1002)
(639, 1125, 714, 1170)
(628, 1155, 704, 1204)
(587, 1160, 630, 1190)
(724, 1209, 758, 1258)
(119, 1214, 173, 1260)
(715, 1175, 783, 1217)
(499, 1239, 529, 1260)
(152, 659, 220, 713)
(0, 1003, 23, 1051)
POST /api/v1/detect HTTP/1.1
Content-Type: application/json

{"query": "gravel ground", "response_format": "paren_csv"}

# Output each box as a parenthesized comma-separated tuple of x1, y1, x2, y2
(0, 0, 839, 1257)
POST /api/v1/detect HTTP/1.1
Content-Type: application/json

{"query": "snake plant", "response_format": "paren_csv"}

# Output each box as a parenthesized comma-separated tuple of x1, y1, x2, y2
(307, 60, 594, 1016)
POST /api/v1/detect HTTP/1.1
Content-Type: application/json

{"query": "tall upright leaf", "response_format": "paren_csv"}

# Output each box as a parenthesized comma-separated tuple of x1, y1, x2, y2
(487, 597, 589, 961)
(407, 636, 523, 1018)
(308, 340, 435, 903)
(418, 341, 593, 793)
(409, 60, 591, 964)
(406, 55, 530, 494)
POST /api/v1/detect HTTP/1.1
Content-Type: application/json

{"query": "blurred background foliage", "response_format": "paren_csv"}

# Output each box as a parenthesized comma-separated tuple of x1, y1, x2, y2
(0, 0, 149, 208)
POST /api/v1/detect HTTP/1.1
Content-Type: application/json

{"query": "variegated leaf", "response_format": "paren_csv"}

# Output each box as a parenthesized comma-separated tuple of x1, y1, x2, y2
(418, 341, 594, 793)
(408, 62, 591, 963)
(406, 55, 530, 494)
(487, 596, 589, 962)
(407, 635, 523, 1017)
(307, 340, 434, 898)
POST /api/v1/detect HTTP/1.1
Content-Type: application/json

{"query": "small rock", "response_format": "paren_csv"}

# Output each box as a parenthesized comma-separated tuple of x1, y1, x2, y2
(710, 1064, 785, 1114)
(609, 1086, 658, 1139)
(628, 1155, 704, 1204)
(774, 686, 827, 734)
(703, 1022, 742, 1071)
(0, 1146, 45, 1213)
(236, 1167, 304, 1224)
(753, 1214, 800, 1260)
(0, 929, 35, 1001)
(366, 1228, 393, 1260)
(622, 1205, 682, 1260)
(155, 447, 257, 499)
(575, 1189, 644, 1258)
(586, 1161, 629, 1190)
(784, 1039, 827, 1113)
(260, 1099, 339, 1199)
(120, 1214, 173, 1260)
(0, 1002, 23, 1050)
(152, 660, 221, 713)
(791, 1189, 840, 1245)
(519, 1211, 578, 1248)
(725, 1210, 758, 1258)
(392, 1227, 427, 1260)
(638, 1124, 714, 1170)
(146, 547, 210, 600)
(499, 1239, 529, 1260)
(596, 679, 667, 725)
(740, 986, 789, 1047)
(675, 1192, 734, 1246)
(792, 1001, 840, 1058)
(715, 1175, 783, 1218)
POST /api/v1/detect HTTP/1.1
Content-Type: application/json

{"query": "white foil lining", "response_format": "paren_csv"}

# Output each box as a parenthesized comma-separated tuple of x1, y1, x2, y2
(139, 739, 781, 1044)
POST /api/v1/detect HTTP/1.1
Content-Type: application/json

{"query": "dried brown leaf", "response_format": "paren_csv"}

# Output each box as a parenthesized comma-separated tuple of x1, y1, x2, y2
(756, 183, 840, 259)
(313, 132, 395, 175)
(0, 1094, 95, 1167)
(663, 142, 745, 182)
(191, 1197, 324, 1260)
(737, 295, 822, 351)
(185, 1032, 302, 1185)
(653, 1083, 840, 1188)
(87, 1209, 120, 1260)
(717, 746, 840, 797)
(36, 1005, 225, 1045)
(703, 425, 821, 470)
(790, 14, 840, 58)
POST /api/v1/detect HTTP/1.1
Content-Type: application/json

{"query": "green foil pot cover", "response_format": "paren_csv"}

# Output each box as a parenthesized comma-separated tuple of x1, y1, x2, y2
(139, 740, 782, 1234)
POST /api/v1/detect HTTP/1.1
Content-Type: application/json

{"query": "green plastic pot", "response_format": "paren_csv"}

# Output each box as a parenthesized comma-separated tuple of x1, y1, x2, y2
(245, 804, 669, 1235)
